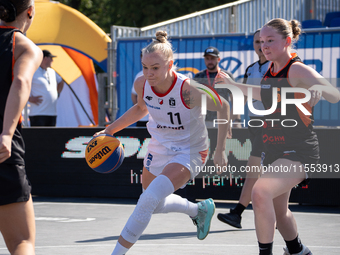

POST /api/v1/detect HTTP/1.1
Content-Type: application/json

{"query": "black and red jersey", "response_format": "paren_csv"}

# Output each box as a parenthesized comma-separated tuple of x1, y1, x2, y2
(260, 54, 319, 159)
(0, 27, 25, 164)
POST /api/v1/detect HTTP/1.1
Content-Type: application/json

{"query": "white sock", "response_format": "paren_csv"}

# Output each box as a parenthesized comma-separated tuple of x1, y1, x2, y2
(120, 175, 174, 244)
(111, 241, 129, 255)
(153, 193, 198, 217)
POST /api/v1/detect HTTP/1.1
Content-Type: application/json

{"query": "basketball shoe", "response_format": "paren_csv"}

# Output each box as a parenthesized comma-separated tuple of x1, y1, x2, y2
(283, 244, 312, 255)
(191, 198, 215, 240)
(217, 209, 242, 228)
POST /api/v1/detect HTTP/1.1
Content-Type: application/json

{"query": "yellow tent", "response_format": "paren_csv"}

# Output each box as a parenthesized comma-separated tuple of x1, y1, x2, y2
(26, 0, 112, 126)
(27, 0, 111, 82)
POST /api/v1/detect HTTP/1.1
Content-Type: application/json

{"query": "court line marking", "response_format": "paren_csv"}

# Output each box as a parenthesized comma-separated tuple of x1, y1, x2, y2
(35, 217, 96, 222)
(1, 243, 340, 250)
(33, 202, 340, 217)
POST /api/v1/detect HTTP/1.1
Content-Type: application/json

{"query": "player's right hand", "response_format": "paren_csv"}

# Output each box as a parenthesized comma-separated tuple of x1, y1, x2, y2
(93, 129, 108, 137)
(216, 71, 234, 85)
(29, 95, 43, 105)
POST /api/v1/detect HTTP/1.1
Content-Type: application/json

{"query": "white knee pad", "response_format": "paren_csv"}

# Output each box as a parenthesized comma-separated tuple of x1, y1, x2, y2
(121, 175, 174, 243)
(133, 191, 159, 224)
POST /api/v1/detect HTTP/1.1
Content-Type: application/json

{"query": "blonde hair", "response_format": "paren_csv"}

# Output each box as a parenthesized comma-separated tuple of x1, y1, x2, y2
(142, 31, 174, 62)
(264, 18, 301, 48)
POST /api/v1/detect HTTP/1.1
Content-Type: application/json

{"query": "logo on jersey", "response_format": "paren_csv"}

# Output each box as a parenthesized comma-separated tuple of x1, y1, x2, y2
(263, 134, 285, 143)
(169, 97, 176, 107)
(145, 153, 153, 170)
(145, 96, 153, 101)
(145, 101, 160, 110)
(158, 99, 164, 105)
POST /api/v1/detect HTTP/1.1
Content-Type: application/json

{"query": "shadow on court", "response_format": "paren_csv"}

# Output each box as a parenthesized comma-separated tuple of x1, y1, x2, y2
(0, 197, 338, 255)
(76, 229, 256, 244)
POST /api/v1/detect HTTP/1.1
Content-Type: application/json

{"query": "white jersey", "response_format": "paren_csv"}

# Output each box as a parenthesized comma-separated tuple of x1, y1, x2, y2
(143, 72, 208, 153)
(243, 60, 271, 117)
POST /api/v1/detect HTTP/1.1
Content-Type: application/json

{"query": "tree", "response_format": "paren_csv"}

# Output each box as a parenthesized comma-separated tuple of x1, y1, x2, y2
(59, 0, 234, 33)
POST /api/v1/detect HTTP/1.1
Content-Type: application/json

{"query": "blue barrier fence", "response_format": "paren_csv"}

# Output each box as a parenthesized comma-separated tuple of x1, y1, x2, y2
(116, 30, 340, 126)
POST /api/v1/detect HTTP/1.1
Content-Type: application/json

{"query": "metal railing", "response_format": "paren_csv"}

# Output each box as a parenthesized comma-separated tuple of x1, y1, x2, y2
(105, 0, 340, 123)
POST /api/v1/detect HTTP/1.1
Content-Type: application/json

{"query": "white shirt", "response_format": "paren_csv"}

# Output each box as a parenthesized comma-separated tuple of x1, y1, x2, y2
(29, 67, 62, 116)
(243, 60, 271, 117)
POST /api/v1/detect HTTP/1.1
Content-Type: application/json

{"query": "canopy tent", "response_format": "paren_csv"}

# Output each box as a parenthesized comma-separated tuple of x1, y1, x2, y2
(26, 0, 111, 126)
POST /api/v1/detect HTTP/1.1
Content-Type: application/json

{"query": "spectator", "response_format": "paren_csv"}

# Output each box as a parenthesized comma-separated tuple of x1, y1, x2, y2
(194, 46, 241, 129)
(28, 50, 64, 126)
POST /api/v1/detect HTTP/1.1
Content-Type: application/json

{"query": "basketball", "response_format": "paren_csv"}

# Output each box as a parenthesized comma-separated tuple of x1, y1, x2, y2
(85, 134, 124, 174)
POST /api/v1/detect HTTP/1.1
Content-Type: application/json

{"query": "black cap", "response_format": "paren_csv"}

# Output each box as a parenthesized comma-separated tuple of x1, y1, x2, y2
(43, 50, 57, 58)
(204, 46, 219, 57)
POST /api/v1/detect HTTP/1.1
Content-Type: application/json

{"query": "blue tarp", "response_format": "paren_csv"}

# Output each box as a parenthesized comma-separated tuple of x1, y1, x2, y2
(116, 31, 340, 126)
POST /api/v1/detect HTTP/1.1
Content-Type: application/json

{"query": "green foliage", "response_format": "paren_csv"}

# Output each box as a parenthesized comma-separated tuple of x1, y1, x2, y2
(59, 0, 234, 33)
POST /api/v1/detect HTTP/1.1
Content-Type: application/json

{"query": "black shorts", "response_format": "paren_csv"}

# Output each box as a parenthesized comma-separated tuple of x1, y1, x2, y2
(248, 125, 264, 158)
(0, 163, 31, 206)
(262, 151, 319, 187)
(30, 115, 56, 126)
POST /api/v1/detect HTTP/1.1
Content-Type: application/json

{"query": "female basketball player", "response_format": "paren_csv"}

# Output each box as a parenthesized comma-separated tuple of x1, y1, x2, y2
(219, 18, 340, 255)
(0, 0, 42, 254)
(95, 31, 230, 255)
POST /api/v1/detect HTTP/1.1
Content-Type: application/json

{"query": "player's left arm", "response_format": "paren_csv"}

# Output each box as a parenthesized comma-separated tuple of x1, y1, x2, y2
(184, 79, 230, 169)
(289, 62, 340, 106)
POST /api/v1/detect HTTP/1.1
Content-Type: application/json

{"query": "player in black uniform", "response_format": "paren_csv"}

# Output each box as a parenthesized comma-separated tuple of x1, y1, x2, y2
(0, 0, 42, 254)
(219, 18, 340, 255)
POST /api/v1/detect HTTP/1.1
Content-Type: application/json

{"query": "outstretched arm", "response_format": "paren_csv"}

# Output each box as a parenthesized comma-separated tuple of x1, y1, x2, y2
(289, 62, 340, 106)
(217, 71, 262, 101)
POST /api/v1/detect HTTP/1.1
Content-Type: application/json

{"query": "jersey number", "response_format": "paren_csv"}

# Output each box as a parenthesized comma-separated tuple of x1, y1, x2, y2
(167, 112, 182, 125)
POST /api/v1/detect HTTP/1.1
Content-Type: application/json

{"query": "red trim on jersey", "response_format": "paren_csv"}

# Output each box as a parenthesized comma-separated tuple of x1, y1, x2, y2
(0, 25, 18, 29)
(151, 71, 177, 97)
(199, 148, 209, 164)
(270, 53, 298, 77)
(180, 79, 190, 109)
(11, 31, 23, 125)
(12, 31, 16, 81)
(142, 79, 147, 98)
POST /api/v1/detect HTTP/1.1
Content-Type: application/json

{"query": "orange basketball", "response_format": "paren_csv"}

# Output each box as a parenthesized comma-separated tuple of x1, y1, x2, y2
(85, 134, 124, 173)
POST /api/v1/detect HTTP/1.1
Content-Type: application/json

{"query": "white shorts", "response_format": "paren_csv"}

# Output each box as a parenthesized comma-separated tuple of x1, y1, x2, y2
(143, 147, 209, 182)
